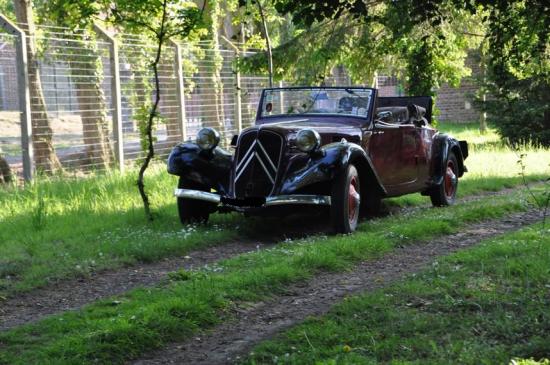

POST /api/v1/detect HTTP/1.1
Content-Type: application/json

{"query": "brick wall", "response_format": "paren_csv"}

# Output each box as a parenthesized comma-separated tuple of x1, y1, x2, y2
(435, 52, 481, 122)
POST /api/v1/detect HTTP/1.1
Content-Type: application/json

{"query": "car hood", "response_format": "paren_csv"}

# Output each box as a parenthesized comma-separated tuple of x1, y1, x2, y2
(244, 117, 365, 145)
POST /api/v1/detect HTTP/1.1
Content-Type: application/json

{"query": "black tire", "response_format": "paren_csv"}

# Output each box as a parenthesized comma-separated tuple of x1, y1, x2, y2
(430, 151, 459, 207)
(330, 164, 361, 234)
(177, 177, 215, 224)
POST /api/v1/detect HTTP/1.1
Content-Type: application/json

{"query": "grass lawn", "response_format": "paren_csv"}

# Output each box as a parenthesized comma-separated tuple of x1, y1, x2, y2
(244, 223, 550, 365)
(0, 166, 244, 295)
(0, 186, 545, 364)
(0, 122, 548, 296)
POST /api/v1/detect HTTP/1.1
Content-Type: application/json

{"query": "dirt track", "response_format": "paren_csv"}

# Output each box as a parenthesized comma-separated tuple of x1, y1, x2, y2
(0, 185, 535, 332)
(132, 209, 542, 365)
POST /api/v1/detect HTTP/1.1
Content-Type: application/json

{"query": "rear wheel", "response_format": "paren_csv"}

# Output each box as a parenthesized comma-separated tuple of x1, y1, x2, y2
(430, 152, 458, 206)
(330, 164, 361, 233)
(177, 177, 215, 224)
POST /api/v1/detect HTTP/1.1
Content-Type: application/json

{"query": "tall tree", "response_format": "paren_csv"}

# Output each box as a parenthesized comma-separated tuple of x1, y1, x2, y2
(13, 0, 61, 173)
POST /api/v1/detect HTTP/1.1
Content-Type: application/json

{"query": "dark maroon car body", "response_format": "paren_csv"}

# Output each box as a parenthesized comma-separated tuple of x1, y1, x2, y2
(167, 87, 468, 233)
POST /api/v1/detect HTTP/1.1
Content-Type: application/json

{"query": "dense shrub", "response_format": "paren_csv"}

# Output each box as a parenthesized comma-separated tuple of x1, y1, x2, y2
(484, 81, 550, 147)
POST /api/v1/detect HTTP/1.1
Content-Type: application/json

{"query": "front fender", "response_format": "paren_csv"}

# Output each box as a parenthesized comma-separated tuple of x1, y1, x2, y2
(279, 142, 386, 196)
(167, 143, 232, 194)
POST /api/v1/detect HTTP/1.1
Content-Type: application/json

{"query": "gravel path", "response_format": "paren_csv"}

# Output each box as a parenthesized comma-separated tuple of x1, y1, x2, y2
(132, 209, 542, 365)
(0, 184, 534, 332)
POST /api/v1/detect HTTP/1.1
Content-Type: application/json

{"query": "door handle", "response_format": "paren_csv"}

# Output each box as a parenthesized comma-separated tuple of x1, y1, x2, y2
(373, 131, 384, 135)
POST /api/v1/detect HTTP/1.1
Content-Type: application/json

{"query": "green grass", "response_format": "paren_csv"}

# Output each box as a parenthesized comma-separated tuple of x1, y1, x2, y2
(439, 121, 550, 178)
(0, 122, 549, 296)
(438, 121, 501, 147)
(0, 186, 544, 365)
(0, 166, 244, 295)
(244, 223, 550, 365)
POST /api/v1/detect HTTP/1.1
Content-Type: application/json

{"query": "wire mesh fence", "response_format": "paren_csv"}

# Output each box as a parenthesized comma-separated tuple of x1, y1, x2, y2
(0, 21, 269, 180)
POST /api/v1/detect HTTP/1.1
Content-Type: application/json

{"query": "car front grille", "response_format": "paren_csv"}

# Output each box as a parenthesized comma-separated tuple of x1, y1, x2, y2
(234, 129, 284, 197)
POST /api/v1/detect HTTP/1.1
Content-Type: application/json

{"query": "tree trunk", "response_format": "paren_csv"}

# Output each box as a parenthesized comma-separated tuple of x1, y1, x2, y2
(70, 41, 113, 171)
(0, 155, 12, 184)
(14, 0, 61, 173)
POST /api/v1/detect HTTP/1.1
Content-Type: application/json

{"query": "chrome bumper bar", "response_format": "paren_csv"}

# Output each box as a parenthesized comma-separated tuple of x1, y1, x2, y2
(174, 189, 331, 207)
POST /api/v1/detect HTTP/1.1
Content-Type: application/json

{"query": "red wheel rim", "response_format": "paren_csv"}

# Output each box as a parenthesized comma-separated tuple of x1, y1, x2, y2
(348, 176, 360, 224)
(444, 160, 457, 198)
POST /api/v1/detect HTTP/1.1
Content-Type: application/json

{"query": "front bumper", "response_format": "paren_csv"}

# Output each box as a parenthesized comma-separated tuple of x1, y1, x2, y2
(174, 189, 331, 209)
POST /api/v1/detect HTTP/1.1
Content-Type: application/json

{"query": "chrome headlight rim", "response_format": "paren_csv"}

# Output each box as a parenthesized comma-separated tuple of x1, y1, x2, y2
(296, 128, 321, 153)
(196, 127, 220, 151)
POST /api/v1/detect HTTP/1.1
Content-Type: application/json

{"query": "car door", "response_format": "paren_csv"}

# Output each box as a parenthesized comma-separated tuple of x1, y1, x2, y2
(368, 122, 418, 195)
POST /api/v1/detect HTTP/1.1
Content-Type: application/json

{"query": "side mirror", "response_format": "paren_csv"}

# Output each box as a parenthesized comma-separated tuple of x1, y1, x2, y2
(376, 111, 392, 123)
(230, 135, 238, 147)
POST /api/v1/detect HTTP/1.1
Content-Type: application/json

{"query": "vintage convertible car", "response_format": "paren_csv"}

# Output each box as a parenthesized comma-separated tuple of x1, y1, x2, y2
(167, 87, 468, 233)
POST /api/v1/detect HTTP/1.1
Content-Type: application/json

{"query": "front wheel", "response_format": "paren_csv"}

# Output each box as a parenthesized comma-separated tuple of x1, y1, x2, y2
(330, 164, 361, 234)
(430, 151, 458, 206)
(177, 177, 215, 224)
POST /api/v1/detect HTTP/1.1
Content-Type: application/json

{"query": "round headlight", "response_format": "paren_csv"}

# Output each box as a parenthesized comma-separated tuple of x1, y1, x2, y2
(296, 129, 321, 153)
(196, 127, 220, 151)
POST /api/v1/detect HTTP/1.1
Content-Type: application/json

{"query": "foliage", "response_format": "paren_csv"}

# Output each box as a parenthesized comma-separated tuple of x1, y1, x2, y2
(473, 0, 550, 146)
(240, 0, 480, 97)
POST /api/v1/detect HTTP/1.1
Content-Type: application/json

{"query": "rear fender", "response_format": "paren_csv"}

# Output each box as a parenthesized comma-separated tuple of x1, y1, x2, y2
(431, 134, 468, 185)
(279, 142, 386, 196)
(167, 143, 232, 194)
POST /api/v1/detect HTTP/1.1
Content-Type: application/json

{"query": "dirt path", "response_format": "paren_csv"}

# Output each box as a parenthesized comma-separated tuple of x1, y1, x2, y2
(0, 184, 533, 332)
(0, 217, 334, 332)
(0, 240, 276, 331)
(132, 209, 542, 365)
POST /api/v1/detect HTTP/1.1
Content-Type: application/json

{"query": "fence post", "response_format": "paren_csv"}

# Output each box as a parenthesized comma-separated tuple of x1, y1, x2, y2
(0, 14, 33, 181)
(170, 40, 187, 142)
(234, 52, 242, 134)
(278, 80, 284, 112)
(93, 23, 124, 173)
(220, 36, 242, 134)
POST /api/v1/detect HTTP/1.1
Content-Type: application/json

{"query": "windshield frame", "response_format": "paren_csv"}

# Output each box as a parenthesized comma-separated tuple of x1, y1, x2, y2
(256, 86, 376, 125)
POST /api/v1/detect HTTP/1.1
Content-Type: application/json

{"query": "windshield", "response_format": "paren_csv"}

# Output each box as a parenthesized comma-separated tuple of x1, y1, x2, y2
(260, 87, 373, 119)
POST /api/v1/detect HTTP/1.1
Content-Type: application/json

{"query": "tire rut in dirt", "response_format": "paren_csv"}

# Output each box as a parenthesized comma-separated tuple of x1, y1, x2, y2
(0, 216, 333, 331)
(0, 241, 277, 332)
(132, 209, 543, 365)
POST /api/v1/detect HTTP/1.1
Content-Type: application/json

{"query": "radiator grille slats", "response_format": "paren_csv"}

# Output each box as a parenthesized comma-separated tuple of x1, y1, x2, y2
(234, 130, 283, 197)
